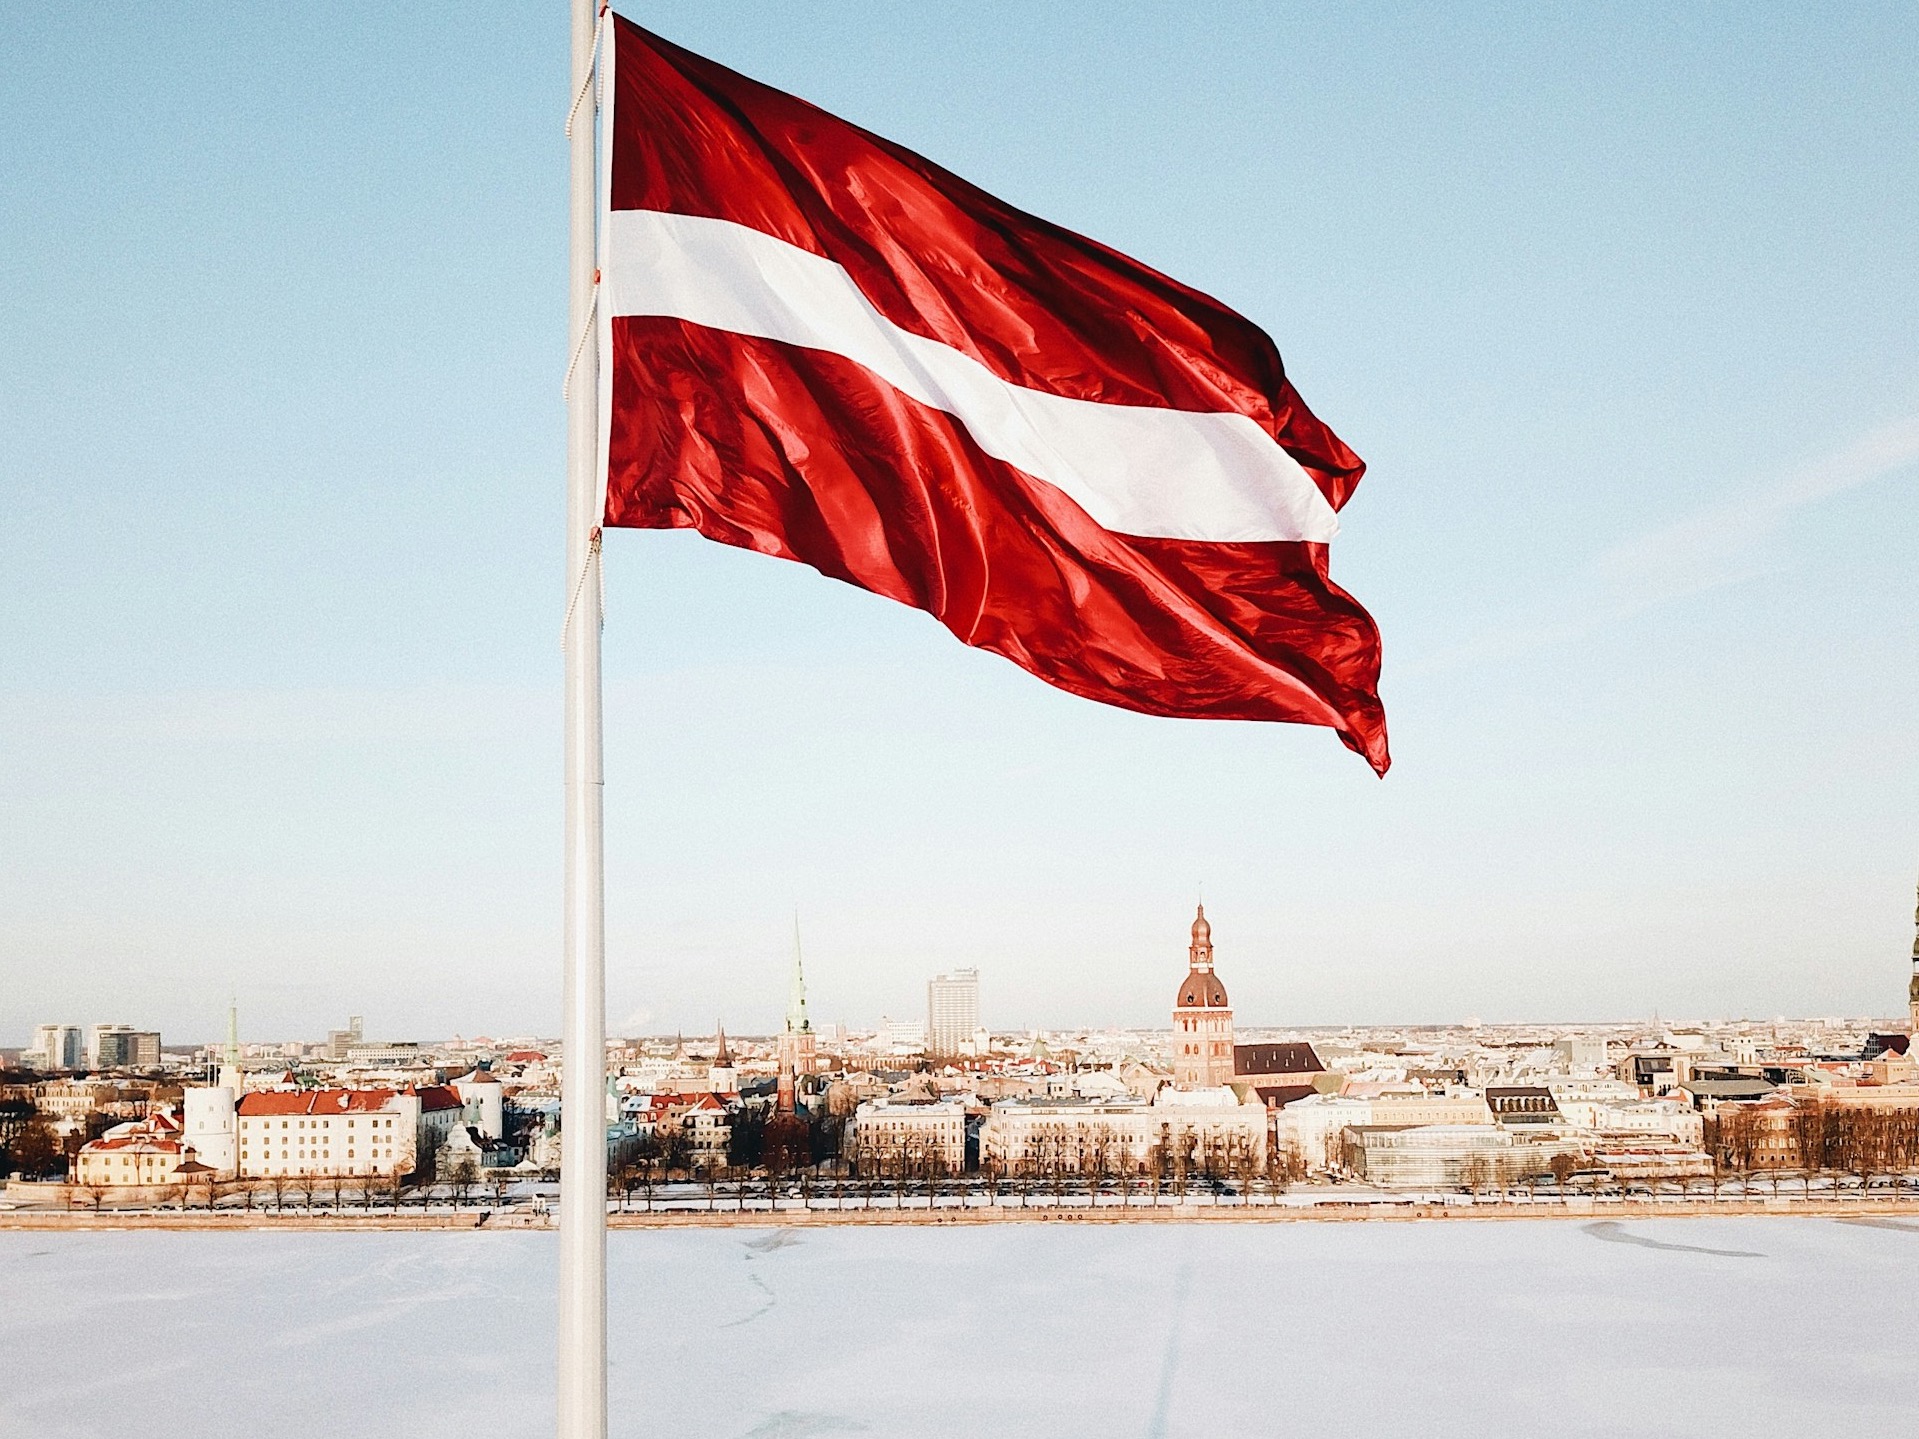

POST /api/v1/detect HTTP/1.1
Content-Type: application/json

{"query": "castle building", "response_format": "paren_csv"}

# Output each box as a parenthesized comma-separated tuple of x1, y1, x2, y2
(1173, 904, 1235, 1089)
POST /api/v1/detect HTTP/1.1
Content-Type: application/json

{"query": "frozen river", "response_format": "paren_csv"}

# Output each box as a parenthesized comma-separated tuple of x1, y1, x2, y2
(3, 1217, 1912, 1437)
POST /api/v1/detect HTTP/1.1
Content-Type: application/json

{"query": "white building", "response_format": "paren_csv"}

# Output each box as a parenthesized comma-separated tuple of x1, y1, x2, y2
(183, 1082, 239, 1175)
(73, 1112, 205, 1189)
(926, 969, 981, 1060)
(208, 1085, 464, 1180)
(980, 1086, 1266, 1178)
(452, 1070, 506, 1139)
(852, 1098, 967, 1176)
(26, 1024, 83, 1071)
(1585, 1098, 1703, 1146)
(1543, 1077, 1642, 1127)
(1554, 1035, 1611, 1072)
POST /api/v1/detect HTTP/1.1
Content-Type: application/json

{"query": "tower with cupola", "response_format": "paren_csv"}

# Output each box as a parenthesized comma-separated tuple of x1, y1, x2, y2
(1172, 903, 1235, 1089)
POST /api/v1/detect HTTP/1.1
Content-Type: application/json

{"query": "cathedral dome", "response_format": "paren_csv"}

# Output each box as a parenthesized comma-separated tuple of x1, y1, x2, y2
(1177, 972, 1229, 1009)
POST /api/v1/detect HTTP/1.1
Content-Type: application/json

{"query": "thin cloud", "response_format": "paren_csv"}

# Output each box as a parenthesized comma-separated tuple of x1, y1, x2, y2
(1409, 412, 1919, 676)
(1591, 412, 1919, 607)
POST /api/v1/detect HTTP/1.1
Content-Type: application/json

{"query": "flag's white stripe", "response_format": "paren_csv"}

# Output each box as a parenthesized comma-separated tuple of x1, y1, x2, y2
(604, 209, 1340, 544)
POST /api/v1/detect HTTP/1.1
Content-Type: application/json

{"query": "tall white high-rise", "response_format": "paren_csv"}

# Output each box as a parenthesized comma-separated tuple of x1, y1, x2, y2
(927, 969, 981, 1059)
(28, 1024, 83, 1070)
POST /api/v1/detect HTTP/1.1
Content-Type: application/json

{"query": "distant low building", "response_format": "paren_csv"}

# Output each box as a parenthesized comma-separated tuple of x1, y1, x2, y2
(1342, 1124, 1582, 1189)
(87, 1025, 161, 1070)
(1276, 1091, 1494, 1173)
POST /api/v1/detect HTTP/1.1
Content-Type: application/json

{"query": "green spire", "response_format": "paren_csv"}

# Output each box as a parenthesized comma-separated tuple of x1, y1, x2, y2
(787, 914, 811, 1034)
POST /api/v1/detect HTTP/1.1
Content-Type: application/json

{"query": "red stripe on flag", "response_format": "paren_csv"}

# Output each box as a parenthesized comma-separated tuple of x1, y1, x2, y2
(606, 316, 1388, 771)
(607, 18, 1364, 511)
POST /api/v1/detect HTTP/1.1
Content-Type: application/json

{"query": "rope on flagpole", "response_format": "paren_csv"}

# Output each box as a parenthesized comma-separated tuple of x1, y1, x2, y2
(562, 273, 598, 401)
(563, 3, 609, 141)
(561, 527, 603, 650)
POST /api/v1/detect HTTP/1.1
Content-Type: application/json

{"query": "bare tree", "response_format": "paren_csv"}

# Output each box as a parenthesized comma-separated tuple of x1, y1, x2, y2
(1549, 1151, 1577, 1193)
(455, 1155, 483, 1209)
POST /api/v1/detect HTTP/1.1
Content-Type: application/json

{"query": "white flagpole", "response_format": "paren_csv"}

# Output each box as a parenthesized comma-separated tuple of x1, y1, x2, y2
(559, 0, 606, 1435)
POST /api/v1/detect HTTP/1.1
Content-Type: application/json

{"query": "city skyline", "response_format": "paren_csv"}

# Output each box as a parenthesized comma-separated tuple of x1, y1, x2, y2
(13, 881, 1919, 1053)
(4, 3, 1916, 1041)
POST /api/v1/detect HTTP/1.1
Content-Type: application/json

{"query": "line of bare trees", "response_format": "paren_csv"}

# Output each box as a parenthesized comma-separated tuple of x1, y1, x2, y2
(1705, 1099, 1919, 1193)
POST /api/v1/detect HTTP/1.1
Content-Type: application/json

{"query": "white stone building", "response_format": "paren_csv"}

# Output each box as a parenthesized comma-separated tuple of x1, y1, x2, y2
(198, 1085, 465, 1180)
(852, 1098, 967, 1176)
(980, 1086, 1266, 1178)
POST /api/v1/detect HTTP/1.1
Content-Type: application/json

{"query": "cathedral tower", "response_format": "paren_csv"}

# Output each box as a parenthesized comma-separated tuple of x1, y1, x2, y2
(1173, 903, 1235, 1089)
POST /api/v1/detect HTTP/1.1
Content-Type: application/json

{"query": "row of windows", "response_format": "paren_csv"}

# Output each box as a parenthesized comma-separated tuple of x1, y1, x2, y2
(240, 1117, 397, 1130)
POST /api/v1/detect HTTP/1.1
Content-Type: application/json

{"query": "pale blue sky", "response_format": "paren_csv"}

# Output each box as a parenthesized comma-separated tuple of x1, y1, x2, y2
(2, 2, 1914, 1046)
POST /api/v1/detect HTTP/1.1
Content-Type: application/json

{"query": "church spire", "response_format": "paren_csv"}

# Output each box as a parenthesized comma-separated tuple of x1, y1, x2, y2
(787, 915, 812, 1034)
(1189, 902, 1214, 973)
(714, 1021, 732, 1067)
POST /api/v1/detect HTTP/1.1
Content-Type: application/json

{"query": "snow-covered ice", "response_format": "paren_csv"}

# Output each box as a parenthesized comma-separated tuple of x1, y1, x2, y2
(2, 1217, 1912, 1437)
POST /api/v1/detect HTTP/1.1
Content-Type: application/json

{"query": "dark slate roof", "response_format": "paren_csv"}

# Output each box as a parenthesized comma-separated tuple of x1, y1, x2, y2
(1679, 1077, 1777, 1099)
(1486, 1086, 1560, 1119)
(1253, 1084, 1319, 1109)
(1864, 1032, 1911, 1059)
(1234, 1042, 1324, 1077)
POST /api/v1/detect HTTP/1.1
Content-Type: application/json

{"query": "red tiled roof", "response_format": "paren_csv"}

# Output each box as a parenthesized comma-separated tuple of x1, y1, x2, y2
(413, 1085, 462, 1111)
(504, 1050, 548, 1063)
(83, 1135, 183, 1154)
(238, 1089, 399, 1116)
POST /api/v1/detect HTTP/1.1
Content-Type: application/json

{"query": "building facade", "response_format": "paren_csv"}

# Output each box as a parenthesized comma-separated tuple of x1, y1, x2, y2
(852, 1098, 968, 1176)
(205, 1085, 464, 1180)
(88, 1025, 161, 1069)
(26, 1024, 83, 1071)
(926, 969, 981, 1060)
(73, 1112, 200, 1189)
(980, 1087, 1267, 1178)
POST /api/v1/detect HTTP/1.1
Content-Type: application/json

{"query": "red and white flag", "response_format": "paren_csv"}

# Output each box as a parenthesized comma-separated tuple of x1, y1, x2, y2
(598, 17, 1390, 772)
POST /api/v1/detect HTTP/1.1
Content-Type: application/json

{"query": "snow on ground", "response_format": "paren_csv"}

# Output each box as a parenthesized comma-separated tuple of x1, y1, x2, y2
(2, 1218, 1913, 1438)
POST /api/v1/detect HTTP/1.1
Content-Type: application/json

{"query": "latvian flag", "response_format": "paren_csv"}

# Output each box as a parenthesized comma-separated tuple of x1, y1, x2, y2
(598, 17, 1390, 773)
